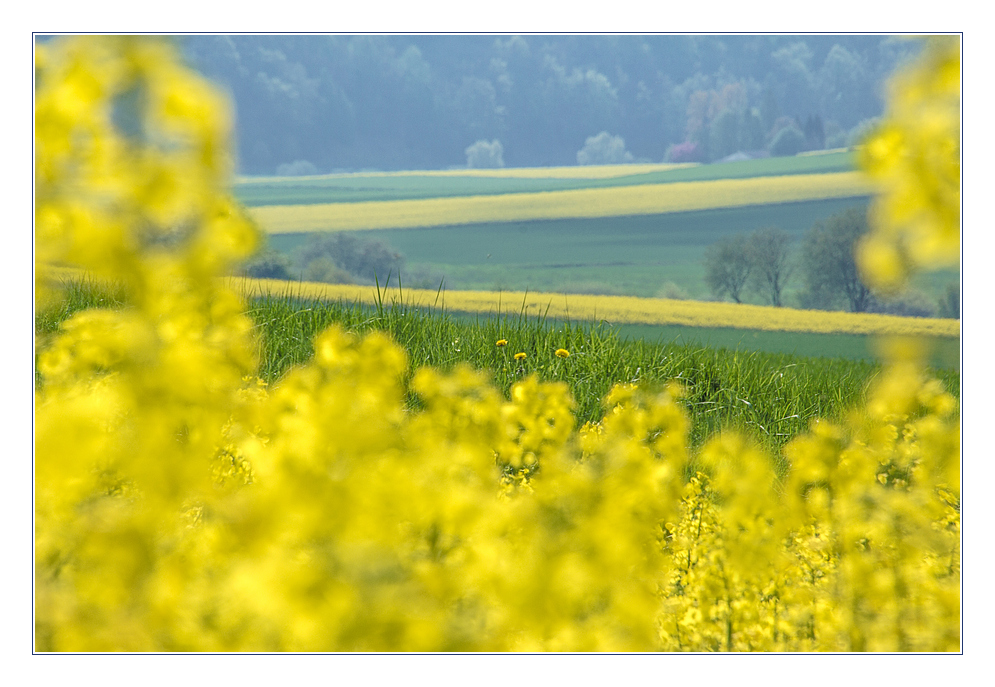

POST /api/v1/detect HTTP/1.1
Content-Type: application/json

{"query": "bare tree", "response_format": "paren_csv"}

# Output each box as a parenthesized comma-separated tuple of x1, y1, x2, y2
(748, 226, 793, 307)
(703, 234, 752, 303)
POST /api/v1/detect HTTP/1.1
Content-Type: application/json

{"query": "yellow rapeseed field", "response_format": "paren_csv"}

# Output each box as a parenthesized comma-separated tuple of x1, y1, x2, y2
(231, 277, 959, 338)
(35, 36, 959, 653)
(247, 171, 874, 233)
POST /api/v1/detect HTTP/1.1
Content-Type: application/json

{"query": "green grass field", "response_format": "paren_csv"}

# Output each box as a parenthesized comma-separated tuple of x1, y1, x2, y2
(269, 196, 879, 300)
(606, 322, 960, 371)
(37, 278, 960, 470)
(249, 152, 960, 317)
(235, 151, 858, 207)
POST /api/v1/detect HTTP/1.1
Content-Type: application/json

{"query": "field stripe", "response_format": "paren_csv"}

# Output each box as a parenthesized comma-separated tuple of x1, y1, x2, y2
(231, 278, 959, 339)
(237, 162, 694, 184)
(247, 171, 875, 234)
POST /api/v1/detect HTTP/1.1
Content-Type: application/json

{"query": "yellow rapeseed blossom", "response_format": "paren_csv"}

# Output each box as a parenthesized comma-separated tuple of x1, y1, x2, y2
(857, 36, 960, 291)
(35, 35, 958, 652)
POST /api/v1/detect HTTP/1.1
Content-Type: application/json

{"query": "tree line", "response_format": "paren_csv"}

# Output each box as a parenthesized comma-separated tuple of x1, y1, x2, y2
(703, 207, 959, 318)
(177, 34, 924, 174)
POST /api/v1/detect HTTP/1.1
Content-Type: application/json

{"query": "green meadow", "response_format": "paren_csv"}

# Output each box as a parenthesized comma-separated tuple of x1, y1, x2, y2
(245, 152, 958, 369)
(38, 278, 959, 465)
(268, 196, 878, 299)
(234, 151, 858, 206)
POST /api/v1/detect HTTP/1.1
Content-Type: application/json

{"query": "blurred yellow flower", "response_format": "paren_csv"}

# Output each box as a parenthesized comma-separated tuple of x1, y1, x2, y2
(33, 35, 960, 654)
(496, 339, 508, 347)
(555, 348, 570, 358)
(857, 35, 960, 291)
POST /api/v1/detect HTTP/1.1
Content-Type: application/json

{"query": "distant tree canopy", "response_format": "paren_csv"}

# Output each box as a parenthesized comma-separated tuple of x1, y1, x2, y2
(179, 34, 923, 174)
(576, 131, 634, 165)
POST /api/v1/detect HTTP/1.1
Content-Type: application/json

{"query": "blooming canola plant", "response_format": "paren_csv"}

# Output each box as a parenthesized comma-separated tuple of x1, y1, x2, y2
(34, 36, 959, 651)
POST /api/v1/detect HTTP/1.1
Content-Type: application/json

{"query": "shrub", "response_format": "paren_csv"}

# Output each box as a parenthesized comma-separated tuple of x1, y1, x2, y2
(243, 249, 294, 280)
(296, 232, 405, 284)
(869, 288, 937, 318)
(665, 141, 704, 164)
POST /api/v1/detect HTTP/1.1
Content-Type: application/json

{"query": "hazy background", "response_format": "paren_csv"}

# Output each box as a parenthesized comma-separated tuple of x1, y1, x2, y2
(180, 34, 923, 175)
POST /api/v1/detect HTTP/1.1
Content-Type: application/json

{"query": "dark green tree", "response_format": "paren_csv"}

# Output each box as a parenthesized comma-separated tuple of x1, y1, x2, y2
(748, 226, 793, 307)
(802, 207, 872, 312)
(703, 234, 752, 303)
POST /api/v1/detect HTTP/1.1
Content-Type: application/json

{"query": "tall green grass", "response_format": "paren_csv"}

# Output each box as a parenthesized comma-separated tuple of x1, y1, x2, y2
(37, 278, 959, 473)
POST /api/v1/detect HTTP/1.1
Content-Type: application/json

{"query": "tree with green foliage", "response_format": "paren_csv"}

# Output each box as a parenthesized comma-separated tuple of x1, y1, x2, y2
(769, 123, 807, 157)
(748, 226, 793, 307)
(802, 207, 872, 312)
(576, 131, 634, 165)
(703, 234, 752, 303)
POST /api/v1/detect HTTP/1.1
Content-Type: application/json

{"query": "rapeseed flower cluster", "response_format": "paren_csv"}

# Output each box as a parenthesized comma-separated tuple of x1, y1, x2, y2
(858, 35, 960, 291)
(35, 36, 959, 652)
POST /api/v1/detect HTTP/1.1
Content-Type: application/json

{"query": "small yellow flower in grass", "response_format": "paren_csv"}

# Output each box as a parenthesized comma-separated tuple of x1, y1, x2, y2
(514, 352, 527, 361)
(496, 339, 508, 347)
(555, 348, 570, 358)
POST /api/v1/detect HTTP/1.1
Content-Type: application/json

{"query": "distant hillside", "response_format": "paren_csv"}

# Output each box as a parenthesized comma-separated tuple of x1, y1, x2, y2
(182, 35, 922, 174)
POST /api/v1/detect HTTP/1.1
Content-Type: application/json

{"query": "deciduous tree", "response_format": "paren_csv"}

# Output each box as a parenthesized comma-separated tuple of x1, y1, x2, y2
(703, 234, 752, 303)
(802, 207, 873, 312)
(748, 226, 793, 307)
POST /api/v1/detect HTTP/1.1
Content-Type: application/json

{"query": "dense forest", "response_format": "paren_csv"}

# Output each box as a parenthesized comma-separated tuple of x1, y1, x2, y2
(179, 34, 924, 174)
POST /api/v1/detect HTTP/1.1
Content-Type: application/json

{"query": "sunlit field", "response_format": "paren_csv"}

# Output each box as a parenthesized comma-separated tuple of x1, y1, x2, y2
(247, 171, 874, 233)
(231, 276, 959, 338)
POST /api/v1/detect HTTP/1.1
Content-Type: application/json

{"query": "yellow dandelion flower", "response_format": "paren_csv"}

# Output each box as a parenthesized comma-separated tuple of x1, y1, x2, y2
(555, 348, 570, 358)
(514, 352, 527, 361)
(496, 339, 508, 347)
